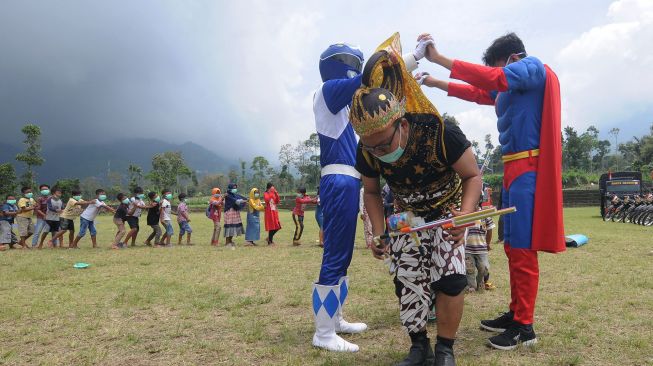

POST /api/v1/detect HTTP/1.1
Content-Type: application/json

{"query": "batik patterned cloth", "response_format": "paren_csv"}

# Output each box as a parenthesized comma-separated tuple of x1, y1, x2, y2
(390, 227, 465, 333)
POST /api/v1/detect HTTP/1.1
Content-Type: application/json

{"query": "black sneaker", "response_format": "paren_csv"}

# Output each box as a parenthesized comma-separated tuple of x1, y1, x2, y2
(487, 323, 537, 351)
(480, 311, 514, 332)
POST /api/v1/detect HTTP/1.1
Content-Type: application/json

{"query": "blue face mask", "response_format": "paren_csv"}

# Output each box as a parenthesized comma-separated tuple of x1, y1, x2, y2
(377, 128, 405, 164)
(230, 189, 238, 194)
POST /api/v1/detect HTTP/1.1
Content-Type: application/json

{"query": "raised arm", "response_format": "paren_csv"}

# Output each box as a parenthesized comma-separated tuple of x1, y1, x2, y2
(417, 73, 496, 105)
(321, 74, 363, 114)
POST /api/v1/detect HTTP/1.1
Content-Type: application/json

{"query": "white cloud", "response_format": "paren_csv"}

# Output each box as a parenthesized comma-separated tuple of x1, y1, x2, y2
(557, 0, 653, 136)
(454, 108, 499, 148)
(216, 2, 323, 160)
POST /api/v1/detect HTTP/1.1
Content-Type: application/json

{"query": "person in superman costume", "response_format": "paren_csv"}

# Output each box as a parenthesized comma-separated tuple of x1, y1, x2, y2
(415, 32, 565, 350)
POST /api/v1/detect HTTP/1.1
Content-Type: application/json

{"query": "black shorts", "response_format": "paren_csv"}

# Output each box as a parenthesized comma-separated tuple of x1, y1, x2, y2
(59, 218, 75, 231)
(126, 216, 140, 229)
(46, 220, 60, 233)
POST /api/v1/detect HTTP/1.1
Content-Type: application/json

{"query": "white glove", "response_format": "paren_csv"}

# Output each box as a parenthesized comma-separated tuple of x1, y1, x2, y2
(413, 38, 435, 61)
(415, 72, 430, 85)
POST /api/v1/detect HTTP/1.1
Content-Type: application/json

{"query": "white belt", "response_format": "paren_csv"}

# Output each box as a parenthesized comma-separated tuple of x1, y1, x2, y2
(321, 164, 361, 179)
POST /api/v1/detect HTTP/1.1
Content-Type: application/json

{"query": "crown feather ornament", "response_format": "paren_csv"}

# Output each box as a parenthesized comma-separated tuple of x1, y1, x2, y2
(350, 87, 405, 136)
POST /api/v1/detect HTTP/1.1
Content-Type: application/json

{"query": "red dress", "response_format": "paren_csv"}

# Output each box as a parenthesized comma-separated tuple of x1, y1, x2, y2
(264, 189, 281, 231)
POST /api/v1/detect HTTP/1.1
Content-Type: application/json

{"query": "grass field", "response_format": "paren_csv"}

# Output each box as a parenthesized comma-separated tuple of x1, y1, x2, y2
(0, 207, 651, 365)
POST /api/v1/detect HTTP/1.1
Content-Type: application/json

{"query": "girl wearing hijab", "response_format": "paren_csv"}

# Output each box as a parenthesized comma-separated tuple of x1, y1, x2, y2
(245, 188, 265, 246)
(208, 188, 224, 246)
(223, 183, 247, 249)
(263, 182, 281, 246)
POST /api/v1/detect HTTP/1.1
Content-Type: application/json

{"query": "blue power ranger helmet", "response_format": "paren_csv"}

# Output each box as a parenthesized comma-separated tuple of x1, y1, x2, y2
(319, 43, 364, 82)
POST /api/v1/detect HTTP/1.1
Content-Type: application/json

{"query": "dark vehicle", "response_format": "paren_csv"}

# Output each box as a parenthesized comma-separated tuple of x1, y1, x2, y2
(599, 172, 642, 218)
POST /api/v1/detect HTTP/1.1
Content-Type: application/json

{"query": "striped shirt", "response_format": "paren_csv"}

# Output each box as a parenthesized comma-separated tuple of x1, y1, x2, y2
(464, 217, 495, 254)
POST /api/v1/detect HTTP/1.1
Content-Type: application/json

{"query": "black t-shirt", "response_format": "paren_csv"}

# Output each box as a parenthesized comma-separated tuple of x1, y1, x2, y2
(356, 115, 471, 221)
(114, 204, 128, 221)
(147, 202, 160, 225)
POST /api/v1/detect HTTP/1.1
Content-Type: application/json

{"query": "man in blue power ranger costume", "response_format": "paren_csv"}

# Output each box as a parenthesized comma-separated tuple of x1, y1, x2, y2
(311, 41, 432, 353)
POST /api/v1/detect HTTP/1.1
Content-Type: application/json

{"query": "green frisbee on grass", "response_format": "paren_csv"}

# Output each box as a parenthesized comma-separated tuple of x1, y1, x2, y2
(73, 262, 90, 269)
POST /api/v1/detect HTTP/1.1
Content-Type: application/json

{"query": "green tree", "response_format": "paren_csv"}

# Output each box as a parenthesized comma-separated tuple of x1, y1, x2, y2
(53, 178, 81, 200)
(279, 144, 295, 171)
(239, 160, 248, 188)
(441, 112, 459, 126)
(489, 146, 504, 174)
(146, 151, 192, 192)
(250, 156, 270, 189)
(198, 173, 229, 194)
(80, 176, 102, 199)
(592, 139, 611, 171)
(619, 124, 653, 174)
(127, 164, 143, 192)
(470, 140, 482, 160)
(305, 133, 321, 189)
(106, 171, 124, 198)
(15, 124, 44, 187)
(563, 126, 596, 171)
(228, 169, 239, 185)
(0, 163, 18, 197)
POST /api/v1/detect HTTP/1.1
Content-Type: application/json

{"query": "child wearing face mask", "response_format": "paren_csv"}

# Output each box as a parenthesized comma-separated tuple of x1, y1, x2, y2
(52, 189, 89, 247)
(207, 188, 224, 246)
(223, 183, 247, 249)
(124, 186, 154, 247)
(16, 186, 36, 249)
(244, 188, 265, 246)
(39, 187, 64, 249)
(33, 184, 55, 248)
(112, 193, 130, 249)
(72, 189, 116, 249)
(159, 189, 174, 247)
(292, 187, 317, 246)
(177, 193, 192, 245)
(144, 192, 162, 246)
(0, 195, 19, 250)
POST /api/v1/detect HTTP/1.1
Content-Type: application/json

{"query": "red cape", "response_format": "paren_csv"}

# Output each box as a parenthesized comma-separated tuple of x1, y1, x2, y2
(531, 65, 565, 253)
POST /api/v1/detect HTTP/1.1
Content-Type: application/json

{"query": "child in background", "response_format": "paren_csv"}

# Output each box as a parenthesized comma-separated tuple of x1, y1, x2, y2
(359, 187, 374, 249)
(159, 189, 174, 247)
(464, 201, 496, 292)
(315, 186, 324, 247)
(112, 193, 130, 249)
(72, 189, 116, 249)
(39, 187, 64, 248)
(124, 187, 152, 247)
(244, 188, 265, 246)
(208, 188, 223, 246)
(177, 193, 192, 245)
(144, 192, 162, 246)
(0, 195, 19, 251)
(223, 183, 247, 249)
(52, 189, 87, 247)
(291, 187, 316, 246)
(33, 184, 54, 247)
(263, 183, 281, 247)
(16, 187, 36, 249)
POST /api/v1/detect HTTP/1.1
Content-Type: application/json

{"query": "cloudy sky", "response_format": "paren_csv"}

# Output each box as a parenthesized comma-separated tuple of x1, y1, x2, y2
(1, 0, 651, 161)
